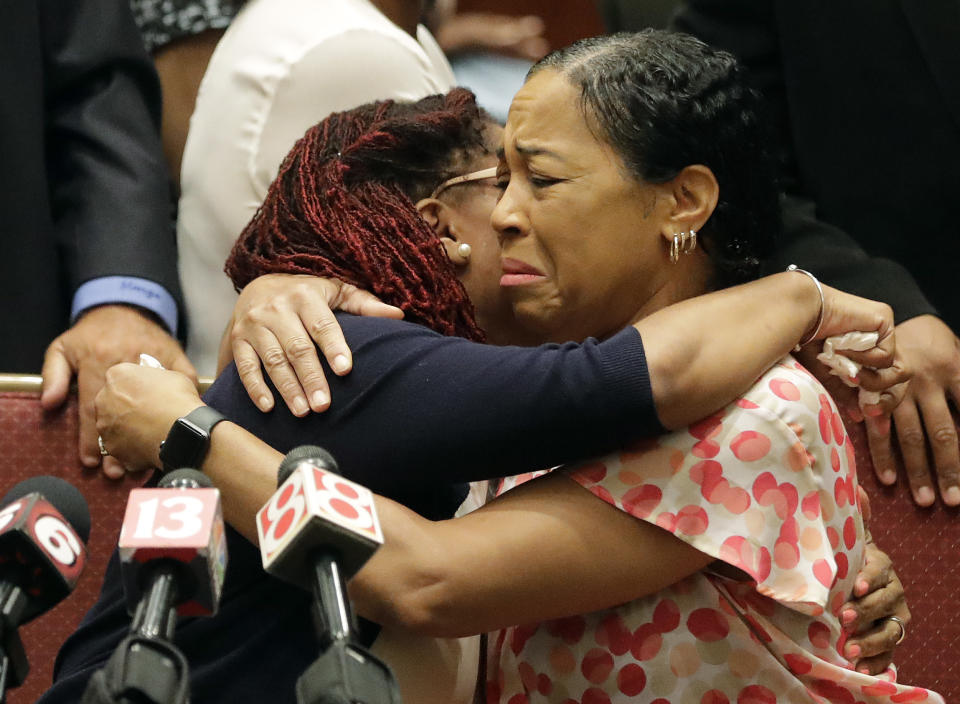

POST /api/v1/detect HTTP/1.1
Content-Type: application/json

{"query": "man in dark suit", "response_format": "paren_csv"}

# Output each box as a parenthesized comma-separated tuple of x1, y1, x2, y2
(0, 0, 195, 475)
(604, 0, 960, 506)
(669, 0, 960, 508)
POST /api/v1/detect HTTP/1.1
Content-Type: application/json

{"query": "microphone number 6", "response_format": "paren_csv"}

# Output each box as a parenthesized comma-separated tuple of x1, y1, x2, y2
(34, 514, 83, 566)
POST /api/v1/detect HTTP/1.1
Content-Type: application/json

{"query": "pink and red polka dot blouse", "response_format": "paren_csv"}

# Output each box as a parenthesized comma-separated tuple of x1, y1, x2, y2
(489, 357, 942, 703)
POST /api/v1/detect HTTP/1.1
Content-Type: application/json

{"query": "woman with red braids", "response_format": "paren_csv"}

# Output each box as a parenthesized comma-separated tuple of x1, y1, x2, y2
(67, 40, 911, 703)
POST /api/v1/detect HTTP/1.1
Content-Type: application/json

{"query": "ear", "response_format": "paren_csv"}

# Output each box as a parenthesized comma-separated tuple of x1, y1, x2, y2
(415, 197, 468, 265)
(415, 197, 447, 234)
(658, 164, 719, 242)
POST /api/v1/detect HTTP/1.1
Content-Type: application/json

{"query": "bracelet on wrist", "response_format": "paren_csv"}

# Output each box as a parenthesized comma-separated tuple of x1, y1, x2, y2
(786, 264, 824, 351)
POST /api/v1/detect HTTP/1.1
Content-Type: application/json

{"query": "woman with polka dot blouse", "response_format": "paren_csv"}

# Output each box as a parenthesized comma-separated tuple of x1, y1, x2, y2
(346, 33, 942, 703)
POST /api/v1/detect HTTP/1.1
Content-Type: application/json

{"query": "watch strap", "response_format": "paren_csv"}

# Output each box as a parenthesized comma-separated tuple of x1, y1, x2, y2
(182, 405, 227, 434)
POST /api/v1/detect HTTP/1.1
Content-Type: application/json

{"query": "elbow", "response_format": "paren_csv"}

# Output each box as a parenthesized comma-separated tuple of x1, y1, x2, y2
(351, 565, 473, 638)
(376, 577, 472, 638)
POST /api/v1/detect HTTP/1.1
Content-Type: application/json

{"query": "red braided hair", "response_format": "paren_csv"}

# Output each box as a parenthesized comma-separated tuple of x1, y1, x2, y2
(225, 89, 488, 341)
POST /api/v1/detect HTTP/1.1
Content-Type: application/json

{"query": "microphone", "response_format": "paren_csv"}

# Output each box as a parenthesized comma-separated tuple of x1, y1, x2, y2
(81, 469, 226, 704)
(118, 468, 227, 621)
(0, 476, 90, 695)
(258, 446, 382, 596)
(257, 446, 400, 704)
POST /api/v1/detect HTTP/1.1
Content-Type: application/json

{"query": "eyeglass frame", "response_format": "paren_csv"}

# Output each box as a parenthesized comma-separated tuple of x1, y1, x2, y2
(429, 167, 498, 200)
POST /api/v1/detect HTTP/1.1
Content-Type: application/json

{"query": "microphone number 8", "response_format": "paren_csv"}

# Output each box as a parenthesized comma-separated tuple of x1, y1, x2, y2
(261, 473, 306, 554)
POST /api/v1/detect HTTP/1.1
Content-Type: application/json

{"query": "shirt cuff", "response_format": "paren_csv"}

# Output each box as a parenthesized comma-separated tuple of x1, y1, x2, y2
(71, 276, 178, 334)
(597, 326, 665, 435)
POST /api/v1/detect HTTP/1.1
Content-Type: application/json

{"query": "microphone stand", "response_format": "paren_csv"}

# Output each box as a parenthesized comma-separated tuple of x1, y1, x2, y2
(295, 549, 401, 704)
(0, 582, 28, 704)
(80, 563, 190, 704)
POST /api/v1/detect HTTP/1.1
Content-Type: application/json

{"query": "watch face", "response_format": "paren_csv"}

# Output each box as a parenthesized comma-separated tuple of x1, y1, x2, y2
(160, 419, 208, 471)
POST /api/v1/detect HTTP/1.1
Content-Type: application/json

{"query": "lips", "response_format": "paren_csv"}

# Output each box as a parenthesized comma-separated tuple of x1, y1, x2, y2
(501, 258, 544, 276)
(500, 258, 546, 287)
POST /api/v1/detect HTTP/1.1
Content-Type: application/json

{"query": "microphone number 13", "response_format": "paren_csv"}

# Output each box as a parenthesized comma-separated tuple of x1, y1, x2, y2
(133, 496, 205, 539)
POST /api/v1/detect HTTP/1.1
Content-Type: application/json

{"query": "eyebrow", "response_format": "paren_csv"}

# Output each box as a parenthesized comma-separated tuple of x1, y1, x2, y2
(497, 142, 566, 161)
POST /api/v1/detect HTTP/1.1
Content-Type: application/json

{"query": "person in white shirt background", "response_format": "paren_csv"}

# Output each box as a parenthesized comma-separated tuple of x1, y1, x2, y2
(177, 0, 457, 377)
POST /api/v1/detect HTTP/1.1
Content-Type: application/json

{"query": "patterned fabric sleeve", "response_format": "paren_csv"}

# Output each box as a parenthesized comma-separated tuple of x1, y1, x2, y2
(130, 0, 246, 52)
(567, 359, 864, 618)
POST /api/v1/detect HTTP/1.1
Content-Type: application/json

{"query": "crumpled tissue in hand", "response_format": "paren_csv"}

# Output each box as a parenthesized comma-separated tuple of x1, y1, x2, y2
(815, 331, 882, 407)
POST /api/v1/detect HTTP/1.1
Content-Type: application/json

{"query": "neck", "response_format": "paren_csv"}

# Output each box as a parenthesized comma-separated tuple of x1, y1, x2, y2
(370, 0, 423, 37)
(625, 253, 714, 329)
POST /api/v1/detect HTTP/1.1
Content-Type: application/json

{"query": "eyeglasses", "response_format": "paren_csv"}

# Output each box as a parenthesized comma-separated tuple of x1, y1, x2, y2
(429, 167, 498, 199)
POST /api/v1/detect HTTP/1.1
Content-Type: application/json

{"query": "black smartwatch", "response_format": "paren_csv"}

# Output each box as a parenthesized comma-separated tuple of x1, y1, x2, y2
(159, 406, 227, 473)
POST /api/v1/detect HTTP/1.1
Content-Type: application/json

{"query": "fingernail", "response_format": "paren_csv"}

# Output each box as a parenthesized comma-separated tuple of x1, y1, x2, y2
(864, 406, 884, 417)
(856, 580, 869, 595)
(848, 375, 860, 385)
(311, 390, 329, 409)
(332, 355, 350, 374)
(842, 609, 857, 625)
(258, 396, 273, 412)
(81, 454, 99, 468)
(916, 486, 935, 506)
(292, 397, 309, 416)
(945, 487, 960, 506)
(846, 644, 861, 658)
(881, 471, 897, 485)
(849, 407, 864, 423)
(858, 665, 870, 674)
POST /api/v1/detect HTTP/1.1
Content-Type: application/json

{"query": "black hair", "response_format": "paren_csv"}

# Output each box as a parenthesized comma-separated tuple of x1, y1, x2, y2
(529, 30, 780, 286)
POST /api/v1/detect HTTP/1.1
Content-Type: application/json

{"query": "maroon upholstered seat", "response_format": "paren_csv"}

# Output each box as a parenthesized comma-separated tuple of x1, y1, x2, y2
(0, 382, 146, 703)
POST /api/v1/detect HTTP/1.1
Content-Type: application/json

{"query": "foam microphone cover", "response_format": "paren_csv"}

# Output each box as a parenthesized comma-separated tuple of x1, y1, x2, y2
(257, 446, 383, 591)
(0, 476, 89, 623)
(118, 469, 227, 617)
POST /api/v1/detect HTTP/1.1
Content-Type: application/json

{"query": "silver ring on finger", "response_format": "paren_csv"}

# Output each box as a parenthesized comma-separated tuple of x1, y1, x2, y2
(887, 615, 906, 645)
(98, 435, 110, 457)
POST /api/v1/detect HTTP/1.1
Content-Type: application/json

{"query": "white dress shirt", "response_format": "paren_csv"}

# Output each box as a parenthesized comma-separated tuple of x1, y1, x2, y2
(177, 0, 455, 374)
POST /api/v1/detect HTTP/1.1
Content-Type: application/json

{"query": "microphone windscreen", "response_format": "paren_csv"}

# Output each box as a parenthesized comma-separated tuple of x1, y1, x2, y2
(0, 479, 89, 623)
(2, 476, 91, 544)
(278, 445, 338, 486)
(160, 468, 214, 489)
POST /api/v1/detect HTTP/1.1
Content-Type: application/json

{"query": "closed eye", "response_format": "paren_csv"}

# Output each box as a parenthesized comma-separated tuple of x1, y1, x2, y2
(530, 176, 562, 188)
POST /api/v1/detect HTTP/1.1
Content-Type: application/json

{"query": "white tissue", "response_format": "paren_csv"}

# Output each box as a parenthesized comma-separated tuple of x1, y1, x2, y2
(138, 353, 165, 369)
(815, 331, 882, 407)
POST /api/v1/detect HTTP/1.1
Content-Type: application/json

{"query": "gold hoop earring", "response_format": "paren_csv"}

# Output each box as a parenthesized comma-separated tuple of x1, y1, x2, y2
(685, 229, 697, 254)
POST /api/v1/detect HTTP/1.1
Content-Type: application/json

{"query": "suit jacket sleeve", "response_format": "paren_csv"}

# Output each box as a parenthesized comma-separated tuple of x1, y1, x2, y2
(674, 0, 937, 322)
(39, 0, 183, 321)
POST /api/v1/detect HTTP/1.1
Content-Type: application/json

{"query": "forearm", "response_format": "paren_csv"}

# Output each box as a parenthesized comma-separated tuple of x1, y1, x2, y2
(202, 422, 285, 543)
(349, 473, 712, 638)
(639, 271, 818, 428)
